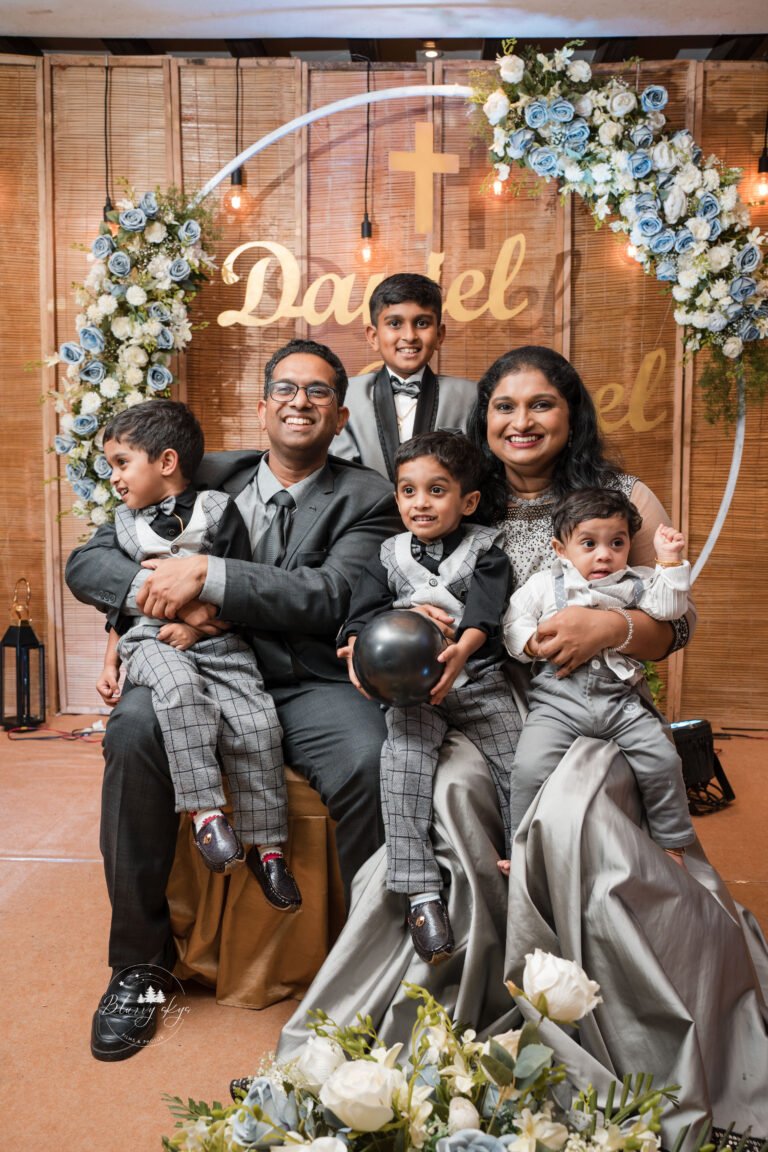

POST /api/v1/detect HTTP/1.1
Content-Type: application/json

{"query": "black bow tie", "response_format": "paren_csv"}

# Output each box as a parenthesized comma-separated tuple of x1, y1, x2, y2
(390, 376, 421, 398)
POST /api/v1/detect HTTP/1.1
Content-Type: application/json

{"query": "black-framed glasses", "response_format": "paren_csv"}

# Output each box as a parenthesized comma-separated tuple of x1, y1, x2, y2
(266, 380, 338, 406)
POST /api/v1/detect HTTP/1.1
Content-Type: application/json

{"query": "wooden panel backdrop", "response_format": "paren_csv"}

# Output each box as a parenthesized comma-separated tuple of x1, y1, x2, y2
(0, 54, 765, 725)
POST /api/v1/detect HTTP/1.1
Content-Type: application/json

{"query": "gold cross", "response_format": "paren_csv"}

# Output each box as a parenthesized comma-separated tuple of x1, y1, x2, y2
(389, 122, 460, 235)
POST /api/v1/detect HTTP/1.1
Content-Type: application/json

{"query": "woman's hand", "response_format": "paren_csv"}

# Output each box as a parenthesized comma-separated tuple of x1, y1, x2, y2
(409, 603, 456, 641)
(535, 606, 626, 677)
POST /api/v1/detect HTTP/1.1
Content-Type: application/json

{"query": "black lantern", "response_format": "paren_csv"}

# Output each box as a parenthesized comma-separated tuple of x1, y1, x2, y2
(1, 578, 46, 730)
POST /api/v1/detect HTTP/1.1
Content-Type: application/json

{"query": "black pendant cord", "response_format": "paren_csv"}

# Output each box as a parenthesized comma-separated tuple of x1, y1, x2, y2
(363, 58, 372, 223)
(235, 56, 241, 165)
(103, 57, 112, 217)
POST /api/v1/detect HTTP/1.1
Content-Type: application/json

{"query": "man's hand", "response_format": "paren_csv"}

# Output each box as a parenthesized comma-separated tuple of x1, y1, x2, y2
(137, 555, 208, 619)
(96, 664, 122, 707)
(410, 603, 456, 642)
(157, 622, 205, 650)
(336, 635, 372, 700)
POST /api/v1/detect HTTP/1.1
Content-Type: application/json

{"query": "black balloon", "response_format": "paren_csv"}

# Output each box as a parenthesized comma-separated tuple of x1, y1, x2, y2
(353, 609, 448, 707)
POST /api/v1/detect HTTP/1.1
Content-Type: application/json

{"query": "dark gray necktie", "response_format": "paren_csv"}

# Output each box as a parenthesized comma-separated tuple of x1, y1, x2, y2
(262, 489, 295, 565)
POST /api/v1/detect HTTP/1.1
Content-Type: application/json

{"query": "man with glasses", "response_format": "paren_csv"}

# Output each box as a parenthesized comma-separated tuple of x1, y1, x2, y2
(66, 339, 401, 1061)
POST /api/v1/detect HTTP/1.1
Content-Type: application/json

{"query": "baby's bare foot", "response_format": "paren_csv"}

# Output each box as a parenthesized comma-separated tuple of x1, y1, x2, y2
(497, 859, 511, 877)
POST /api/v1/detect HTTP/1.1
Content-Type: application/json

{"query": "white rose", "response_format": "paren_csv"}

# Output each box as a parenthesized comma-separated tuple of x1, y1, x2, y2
(598, 121, 623, 146)
(487, 1028, 523, 1061)
(573, 93, 593, 118)
(498, 54, 525, 84)
(98, 293, 118, 315)
(646, 110, 666, 132)
(122, 344, 148, 367)
(722, 336, 743, 359)
(448, 1097, 481, 1134)
(720, 185, 738, 211)
(124, 370, 144, 389)
(86, 303, 103, 323)
(319, 1060, 400, 1131)
(663, 185, 688, 225)
(291, 1036, 346, 1093)
(566, 59, 592, 83)
(686, 216, 711, 241)
(111, 316, 133, 340)
(492, 125, 508, 154)
(90, 506, 109, 526)
(145, 220, 167, 244)
(483, 89, 511, 126)
(651, 141, 675, 172)
(672, 284, 691, 301)
(676, 162, 703, 194)
(707, 245, 733, 273)
(673, 307, 691, 325)
(80, 391, 102, 415)
(677, 267, 701, 289)
(126, 285, 148, 307)
(91, 483, 112, 505)
(516, 949, 602, 1024)
(609, 90, 636, 117)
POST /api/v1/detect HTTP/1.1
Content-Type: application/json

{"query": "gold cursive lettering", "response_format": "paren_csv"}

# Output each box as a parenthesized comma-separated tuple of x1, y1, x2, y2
(594, 349, 669, 434)
(217, 242, 302, 328)
(445, 269, 487, 322)
(487, 235, 528, 320)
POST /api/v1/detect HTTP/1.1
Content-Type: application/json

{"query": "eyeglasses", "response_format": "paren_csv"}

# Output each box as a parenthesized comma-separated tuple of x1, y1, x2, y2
(266, 380, 338, 406)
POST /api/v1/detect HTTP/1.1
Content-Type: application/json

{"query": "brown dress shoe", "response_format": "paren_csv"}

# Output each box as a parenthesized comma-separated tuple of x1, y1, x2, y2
(246, 848, 302, 912)
(407, 898, 455, 965)
(193, 814, 244, 873)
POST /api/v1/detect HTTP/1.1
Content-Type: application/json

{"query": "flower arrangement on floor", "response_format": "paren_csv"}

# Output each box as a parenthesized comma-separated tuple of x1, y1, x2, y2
(472, 41, 768, 420)
(162, 950, 701, 1152)
(48, 186, 215, 529)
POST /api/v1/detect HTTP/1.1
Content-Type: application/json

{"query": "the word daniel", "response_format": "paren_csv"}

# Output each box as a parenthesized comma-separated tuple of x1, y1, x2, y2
(217, 235, 668, 435)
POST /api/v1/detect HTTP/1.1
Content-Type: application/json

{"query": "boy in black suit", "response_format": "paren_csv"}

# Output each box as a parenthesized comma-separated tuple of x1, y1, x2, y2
(331, 273, 476, 480)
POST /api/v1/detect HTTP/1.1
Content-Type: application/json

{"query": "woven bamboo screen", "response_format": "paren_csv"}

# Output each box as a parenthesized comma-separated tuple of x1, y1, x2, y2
(0, 62, 44, 716)
(1, 54, 766, 721)
(679, 63, 768, 728)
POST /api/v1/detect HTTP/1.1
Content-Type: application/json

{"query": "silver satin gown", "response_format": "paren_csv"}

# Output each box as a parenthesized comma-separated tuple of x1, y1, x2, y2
(278, 487, 768, 1143)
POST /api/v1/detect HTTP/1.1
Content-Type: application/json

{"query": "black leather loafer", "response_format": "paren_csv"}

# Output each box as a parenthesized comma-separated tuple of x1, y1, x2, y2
(246, 848, 302, 912)
(91, 968, 167, 1062)
(407, 898, 455, 965)
(193, 814, 245, 873)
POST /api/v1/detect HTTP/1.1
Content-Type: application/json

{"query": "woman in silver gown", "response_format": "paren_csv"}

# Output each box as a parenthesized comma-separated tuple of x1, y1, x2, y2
(278, 348, 768, 1142)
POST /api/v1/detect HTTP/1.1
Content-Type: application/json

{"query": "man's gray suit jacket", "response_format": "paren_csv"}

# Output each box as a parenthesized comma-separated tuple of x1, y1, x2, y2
(331, 365, 477, 480)
(65, 450, 400, 687)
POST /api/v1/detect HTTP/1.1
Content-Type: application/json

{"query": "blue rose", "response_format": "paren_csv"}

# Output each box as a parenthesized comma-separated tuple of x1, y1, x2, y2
(655, 172, 674, 191)
(735, 243, 761, 274)
(549, 97, 575, 123)
(636, 212, 663, 238)
(168, 258, 191, 282)
(528, 147, 559, 177)
(66, 461, 87, 482)
(628, 151, 653, 179)
(79, 326, 106, 354)
(110, 283, 126, 298)
(119, 208, 147, 232)
(507, 128, 534, 159)
(93, 454, 113, 479)
(79, 360, 106, 385)
(692, 145, 703, 164)
(156, 328, 174, 350)
(656, 260, 678, 282)
(148, 302, 172, 323)
(231, 1078, 298, 1149)
(564, 137, 588, 159)
(674, 227, 695, 254)
(708, 217, 723, 242)
(564, 119, 590, 152)
(707, 313, 728, 333)
(436, 1132, 509, 1152)
(752, 302, 768, 319)
(59, 341, 85, 365)
(91, 234, 114, 260)
(649, 229, 675, 254)
(696, 192, 720, 220)
(72, 478, 96, 501)
(178, 219, 201, 244)
(524, 99, 549, 129)
(72, 414, 99, 437)
(724, 301, 744, 320)
(147, 364, 173, 392)
(738, 316, 761, 341)
(730, 275, 758, 304)
(139, 191, 159, 218)
(108, 251, 132, 278)
(630, 124, 654, 149)
(641, 85, 669, 112)
(54, 435, 76, 455)
(635, 191, 660, 211)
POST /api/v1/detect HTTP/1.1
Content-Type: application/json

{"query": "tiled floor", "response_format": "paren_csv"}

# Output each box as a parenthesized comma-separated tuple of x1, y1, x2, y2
(0, 719, 765, 1150)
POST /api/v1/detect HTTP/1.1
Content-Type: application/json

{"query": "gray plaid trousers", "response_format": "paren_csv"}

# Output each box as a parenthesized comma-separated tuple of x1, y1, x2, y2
(381, 666, 520, 893)
(117, 625, 287, 843)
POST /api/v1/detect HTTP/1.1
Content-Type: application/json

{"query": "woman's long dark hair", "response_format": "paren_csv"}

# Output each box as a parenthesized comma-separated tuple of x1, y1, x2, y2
(467, 346, 622, 523)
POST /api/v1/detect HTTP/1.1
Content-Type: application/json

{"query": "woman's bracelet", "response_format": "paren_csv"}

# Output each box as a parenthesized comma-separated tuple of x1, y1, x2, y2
(608, 606, 634, 653)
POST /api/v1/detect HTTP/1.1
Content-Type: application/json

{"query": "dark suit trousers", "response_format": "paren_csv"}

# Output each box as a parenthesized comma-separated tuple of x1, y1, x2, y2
(100, 679, 387, 970)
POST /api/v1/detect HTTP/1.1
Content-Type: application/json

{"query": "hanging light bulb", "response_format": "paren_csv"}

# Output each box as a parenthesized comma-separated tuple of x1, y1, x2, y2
(626, 242, 637, 259)
(492, 177, 504, 196)
(422, 40, 442, 60)
(354, 60, 376, 268)
(355, 212, 375, 266)
(222, 168, 253, 214)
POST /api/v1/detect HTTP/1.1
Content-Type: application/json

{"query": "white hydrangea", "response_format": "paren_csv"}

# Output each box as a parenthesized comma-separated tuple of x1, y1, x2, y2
(126, 285, 148, 307)
(124, 389, 145, 406)
(100, 376, 121, 398)
(91, 483, 112, 505)
(90, 506, 109, 525)
(80, 391, 103, 415)
(98, 293, 118, 315)
(111, 316, 133, 340)
(125, 366, 144, 386)
(145, 221, 167, 244)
